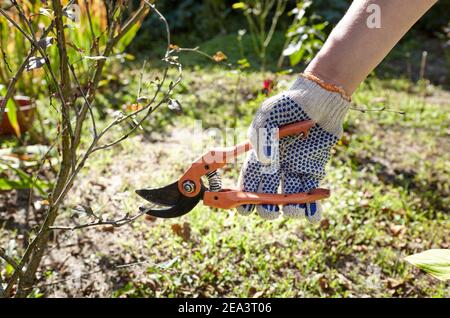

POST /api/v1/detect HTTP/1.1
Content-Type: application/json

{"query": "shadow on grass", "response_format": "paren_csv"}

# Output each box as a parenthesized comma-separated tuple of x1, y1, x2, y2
(350, 154, 448, 215)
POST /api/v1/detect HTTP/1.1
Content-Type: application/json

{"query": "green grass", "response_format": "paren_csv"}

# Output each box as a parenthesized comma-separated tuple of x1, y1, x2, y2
(1, 54, 448, 297)
(62, 65, 449, 298)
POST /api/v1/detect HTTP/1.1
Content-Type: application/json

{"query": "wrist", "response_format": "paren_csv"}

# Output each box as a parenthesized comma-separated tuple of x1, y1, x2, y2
(288, 75, 350, 138)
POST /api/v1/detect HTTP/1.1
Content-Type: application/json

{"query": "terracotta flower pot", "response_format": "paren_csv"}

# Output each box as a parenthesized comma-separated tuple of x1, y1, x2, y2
(0, 96, 36, 136)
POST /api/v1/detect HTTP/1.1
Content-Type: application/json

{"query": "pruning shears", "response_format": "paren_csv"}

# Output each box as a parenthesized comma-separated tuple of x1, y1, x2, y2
(135, 120, 330, 218)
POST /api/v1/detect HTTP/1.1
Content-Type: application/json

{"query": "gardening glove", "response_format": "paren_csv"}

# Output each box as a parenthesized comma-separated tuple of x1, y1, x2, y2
(237, 74, 350, 222)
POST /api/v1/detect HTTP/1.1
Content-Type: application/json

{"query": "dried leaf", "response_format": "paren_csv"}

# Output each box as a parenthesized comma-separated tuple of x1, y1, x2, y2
(171, 223, 182, 236)
(213, 51, 227, 62)
(125, 103, 143, 112)
(37, 36, 54, 50)
(145, 214, 157, 222)
(182, 222, 191, 241)
(318, 275, 329, 290)
(102, 225, 115, 233)
(320, 218, 330, 229)
(167, 98, 182, 114)
(386, 278, 404, 289)
(389, 224, 406, 237)
(171, 222, 191, 241)
(252, 291, 264, 298)
(25, 57, 46, 71)
(169, 44, 180, 51)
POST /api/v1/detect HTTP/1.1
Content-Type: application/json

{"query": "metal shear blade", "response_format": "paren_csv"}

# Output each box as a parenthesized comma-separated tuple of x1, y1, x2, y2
(135, 180, 205, 218)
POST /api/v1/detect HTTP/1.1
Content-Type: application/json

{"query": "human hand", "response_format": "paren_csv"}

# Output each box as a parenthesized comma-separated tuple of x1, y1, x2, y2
(237, 75, 350, 222)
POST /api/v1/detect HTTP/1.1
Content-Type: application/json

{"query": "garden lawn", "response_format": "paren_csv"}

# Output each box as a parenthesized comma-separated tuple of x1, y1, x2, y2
(2, 67, 449, 297)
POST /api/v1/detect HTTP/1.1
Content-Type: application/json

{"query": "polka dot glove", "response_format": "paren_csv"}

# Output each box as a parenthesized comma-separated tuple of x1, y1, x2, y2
(237, 76, 350, 222)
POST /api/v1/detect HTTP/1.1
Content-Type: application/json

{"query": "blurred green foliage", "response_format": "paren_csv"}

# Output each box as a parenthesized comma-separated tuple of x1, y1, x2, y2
(280, 0, 327, 67)
(132, 0, 450, 52)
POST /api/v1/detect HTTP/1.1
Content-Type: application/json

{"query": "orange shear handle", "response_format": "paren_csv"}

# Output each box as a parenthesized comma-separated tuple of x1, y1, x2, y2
(179, 120, 316, 197)
(203, 188, 330, 209)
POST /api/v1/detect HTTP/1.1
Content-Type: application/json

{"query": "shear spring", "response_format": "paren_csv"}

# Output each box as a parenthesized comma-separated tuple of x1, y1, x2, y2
(206, 170, 222, 192)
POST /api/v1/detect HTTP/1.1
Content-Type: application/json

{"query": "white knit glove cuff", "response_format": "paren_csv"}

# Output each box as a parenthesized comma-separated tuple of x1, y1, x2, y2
(287, 76, 350, 138)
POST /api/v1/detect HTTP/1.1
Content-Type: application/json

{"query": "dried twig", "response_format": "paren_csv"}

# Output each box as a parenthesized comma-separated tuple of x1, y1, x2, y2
(350, 104, 406, 115)
(49, 209, 148, 231)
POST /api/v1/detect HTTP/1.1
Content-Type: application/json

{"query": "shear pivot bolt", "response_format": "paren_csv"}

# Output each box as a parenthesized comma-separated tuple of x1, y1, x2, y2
(182, 181, 196, 193)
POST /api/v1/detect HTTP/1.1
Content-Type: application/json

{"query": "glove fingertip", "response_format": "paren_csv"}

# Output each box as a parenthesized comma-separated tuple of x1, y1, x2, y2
(305, 202, 322, 223)
(256, 204, 280, 220)
(236, 204, 254, 216)
(283, 204, 305, 219)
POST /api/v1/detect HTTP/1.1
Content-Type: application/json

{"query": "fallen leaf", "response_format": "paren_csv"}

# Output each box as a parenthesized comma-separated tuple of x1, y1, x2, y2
(171, 223, 183, 236)
(353, 245, 368, 252)
(252, 291, 265, 298)
(145, 214, 157, 222)
(386, 278, 404, 289)
(102, 225, 114, 233)
(248, 287, 257, 297)
(320, 218, 330, 229)
(318, 275, 329, 291)
(213, 51, 227, 62)
(169, 44, 180, 51)
(182, 222, 191, 241)
(389, 224, 406, 237)
(339, 274, 353, 289)
(171, 222, 191, 241)
(125, 103, 143, 112)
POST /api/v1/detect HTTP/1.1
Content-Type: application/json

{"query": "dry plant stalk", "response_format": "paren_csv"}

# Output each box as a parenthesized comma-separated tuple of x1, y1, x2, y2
(0, 0, 183, 297)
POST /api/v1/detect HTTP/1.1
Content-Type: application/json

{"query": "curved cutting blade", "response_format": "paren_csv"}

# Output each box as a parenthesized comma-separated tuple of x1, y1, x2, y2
(135, 180, 205, 218)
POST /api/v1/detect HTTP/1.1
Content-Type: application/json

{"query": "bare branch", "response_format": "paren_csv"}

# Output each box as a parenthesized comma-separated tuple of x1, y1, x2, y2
(0, 248, 23, 277)
(68, 63, 97, 138)
(2, 1, 177, 298)
(49, 209, 148, 231)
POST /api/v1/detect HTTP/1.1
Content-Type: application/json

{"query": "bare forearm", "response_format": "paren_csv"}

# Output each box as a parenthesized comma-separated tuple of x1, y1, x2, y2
(305, 0, 438, 95)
